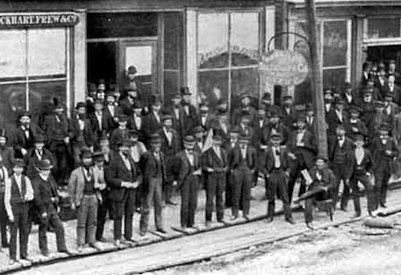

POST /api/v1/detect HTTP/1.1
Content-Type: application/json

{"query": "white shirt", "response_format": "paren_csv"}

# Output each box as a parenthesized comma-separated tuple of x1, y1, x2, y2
(95, 112, 103, 131)
(325, 104, 331, 113)
(130, 142, 147, 163)
(213, 146, 222, 160)
(134, 114, 142, 130)
(346, 93, 352, 103)
(355, 147, 364, 165)
(240, 146, 247, 159)
(107, 105, 115, 117)
(201, 116, 207, 127)
(185, 150, 194, 166)
(153, 111, 160, 123)
(4, 174, 34, 219)
(338, 137, 345, 148)
(35, 149, 43, 160)
(184, 105, 190, 116)
(78, 119, 85, 131)
(335, 109, 343, 122)
(272, 147, 281, 168)
(163, 128, 173, 146)
(119, 152, 132, 171)
(296, 130, 305, 146)
(174, 108, 180, 120)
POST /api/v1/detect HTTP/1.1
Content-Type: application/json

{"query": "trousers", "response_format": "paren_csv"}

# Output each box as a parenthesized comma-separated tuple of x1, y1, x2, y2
(232, 166, 252, 217)
(38, 204, 67, 253)
(77, 195, 98, 245)
(180, 175, 199, 227)
(206, 173, 225, 222)
(9, 202, 29, 260)
(140, 178, 163, 233)
(350, 173, 375, 215)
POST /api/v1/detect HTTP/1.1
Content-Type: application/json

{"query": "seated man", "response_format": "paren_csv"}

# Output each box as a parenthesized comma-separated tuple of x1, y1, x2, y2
(304, 156, 336, 229)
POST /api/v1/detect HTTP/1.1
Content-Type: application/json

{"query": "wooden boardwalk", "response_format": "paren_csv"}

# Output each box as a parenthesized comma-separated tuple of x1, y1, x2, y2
(2, 184, 401, 274)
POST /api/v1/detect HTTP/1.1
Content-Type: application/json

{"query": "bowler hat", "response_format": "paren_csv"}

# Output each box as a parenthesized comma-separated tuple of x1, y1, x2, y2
(150, 133, 162, 144)
(349, 106, 361, 115)
(180, 87, 191, 96)
(230, 126, 241, 134)
(19, 110, 31, 119)
(80, 149, 92, 159)
(213, 135, 223, 142)
(118, 114, 128, 123)
(76, 102, 86, 109)
(94, 98, 104, 105)
(133, 101, 143, 109)
(344, 82, 352, 89)
(183, 135, 195, 146)
(323, 89, 333, 95)
(306, 103, 314, 112)
(282, 95, 293, 101)
(162, 114, 173, 122)
(239, 134, 251, 142)
(239, 92, 251, 100)
(271, 133, 282, 140)
(93, 151, 105, 162)
(192, 126, 204, 134)
(171, 92, 181, 99)
(13, 159, 25, 168)
(129, 129, 139, 137)
(37, 159, 53, 170)
(117, 138, 131, 147)
(127, 66, 137, 75)
(34, 135, 46, 143)
(353, 133, 365, 142)
(262, 92, 271, 100)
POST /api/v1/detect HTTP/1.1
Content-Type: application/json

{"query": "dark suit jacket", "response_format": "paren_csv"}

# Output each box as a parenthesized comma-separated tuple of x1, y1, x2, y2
(308, 167, 336, 190)
(280, 106, 297, 129)
(89, 111, 115, 138)
(176, 150, 201, 188)
(32, 174, 59, 215)
(109, 128, 129, 150)
(345, 148, 374, 180)
(43, 113, 70, 145)
(203, 147, 228, 173)
(260, 146, 291, 175)
(228, 145, 257, 171)
(287, 129, 317, 169)
(164, 105, 185, 136)
(180, 103, 199, 135)
(260, 123, 289, 147)
(11, 123, 44, 158)
(199, 113, 216, 131)
(384, 83, 401, 106)
(371, 137, 399, 172)
(104, 104, 122, 122)
(24, 148, 57, 179)
(157, 128, 181, 157)
(139, 150, 167, 193)
(105, 152, 139, 202)
(0, 146, 15, 173)
(346, 119, 368, 138)
(143, 111, 162, 139)
(69, 114, 96, 147)
(328, 136, 355, 165)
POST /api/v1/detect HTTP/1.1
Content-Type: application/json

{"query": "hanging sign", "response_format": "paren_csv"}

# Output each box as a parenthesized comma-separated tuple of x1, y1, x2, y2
(0, 13, 79, 28)
(259, 50, 309, 86)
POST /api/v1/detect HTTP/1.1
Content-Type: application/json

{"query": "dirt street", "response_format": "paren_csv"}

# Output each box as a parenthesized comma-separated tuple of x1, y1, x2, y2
(152, 214, 401, 275)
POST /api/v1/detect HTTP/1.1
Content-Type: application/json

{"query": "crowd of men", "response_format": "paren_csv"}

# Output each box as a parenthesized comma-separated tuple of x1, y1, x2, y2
(1, 61, 401, 265)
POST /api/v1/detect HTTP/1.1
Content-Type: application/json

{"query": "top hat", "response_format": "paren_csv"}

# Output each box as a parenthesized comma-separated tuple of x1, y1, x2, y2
(183, 135, 195, 147)
(180, 86, 191, 96)
(34, 135, 46, 143)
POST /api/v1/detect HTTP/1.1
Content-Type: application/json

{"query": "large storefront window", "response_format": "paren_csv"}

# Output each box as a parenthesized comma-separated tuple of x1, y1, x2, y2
(197, 11, 260, 111)
(0, 28, 69, 128)
(293, 20, 350, 104)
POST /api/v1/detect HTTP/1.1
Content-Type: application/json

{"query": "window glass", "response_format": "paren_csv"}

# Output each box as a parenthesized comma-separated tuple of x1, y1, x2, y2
(198, 13, 229, 69)
(231, 68, 259, 108)
(230, 13, 259, 66)
(198, 70, 229, 110)
(0, 30, 26, 79)
(367, 18, 400, 39)
(0, 83, 27, 129)
(323, 21, 347, 67)
(323, 68, 346, 91)
(164, 12, 181, 70)
(28, 28, 66, 76)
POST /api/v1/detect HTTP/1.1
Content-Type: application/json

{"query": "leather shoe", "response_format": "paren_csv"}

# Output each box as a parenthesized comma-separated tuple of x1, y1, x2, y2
(157, 228, 167, 234)
(265, 217, 274, 223)
(166, 200, 178, 206)
(139, 231, 147, 237)
(352, 213, 361, 218)
(77, 245, 84, 253)
(286, 217, 296, 225)
(59, 249, 74, 256)
(243, 215, 250, 221)
(91, 242, 102, 251)
(205, 221, 212, 228)
(9, 259, 17, 265)
(306, 222, 315, 230)
(230, 215, 238, 221)
(96, 237, 107, 243)
(41, 250, 50, 257)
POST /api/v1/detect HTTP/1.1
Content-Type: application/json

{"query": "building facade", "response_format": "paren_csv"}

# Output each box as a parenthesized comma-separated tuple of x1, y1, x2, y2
(0, 0, 275, 128)
(282, 0, 401, 104)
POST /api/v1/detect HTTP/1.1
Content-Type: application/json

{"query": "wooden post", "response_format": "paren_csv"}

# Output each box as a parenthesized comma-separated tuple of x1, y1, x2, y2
(305, 0, 327, 158)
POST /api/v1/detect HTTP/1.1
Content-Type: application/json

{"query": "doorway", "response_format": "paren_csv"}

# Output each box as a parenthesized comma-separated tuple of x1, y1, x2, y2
(367, 45, 401, 69)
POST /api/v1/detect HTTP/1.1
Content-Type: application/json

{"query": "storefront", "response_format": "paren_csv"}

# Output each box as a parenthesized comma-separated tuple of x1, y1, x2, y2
(0, 0, 275, 129)
(281, 0, 401, 104)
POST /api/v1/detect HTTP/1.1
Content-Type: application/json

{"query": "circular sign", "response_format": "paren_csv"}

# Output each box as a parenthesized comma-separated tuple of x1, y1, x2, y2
(259, 50, 309, 86)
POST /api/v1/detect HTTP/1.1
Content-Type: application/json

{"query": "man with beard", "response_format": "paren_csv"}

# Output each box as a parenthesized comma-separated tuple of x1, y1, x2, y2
(32, 159, 71, 256)
(280, 95, 297, 130)
(70, 102, 96, 168)
(304, 156, 336, 229)
(176, 135, 202, 229)
(232, 93, 257, 127)
(0, 129, 15, 173)
(345, 133, 376, 217)
(261, 92, 280, 117)
(106, 139, 141, 247)
(69, 150, 102, 252)
(104, 91, 122, 126)
(261, 133, 295, 224)
(43, 103, 71, 186)
(287, 115, 317, 203)
(372, 125, 398, 210)
(328, 125, 355, 211)
(261, 111, 289, 148)
(11, 111, 44, 159)
(180, 87, 198, 136)
(203, 135, 228, 227)
(157, 114, 181, 205)
(228, 135, 257, 220)
(139, 134, 167, 236)
(109, 115, 130, 150)
(212, 111, 230, 143)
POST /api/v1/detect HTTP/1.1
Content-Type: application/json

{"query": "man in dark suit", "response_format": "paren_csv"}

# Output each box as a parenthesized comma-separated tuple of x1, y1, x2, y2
(105, 139, 140, 247)
(323, 89, 335, 120)
(157, 114, 181, 205)
(228, 135, 257, 220)
(286, 115, 317, 202)
(164, 92, 185, 138)
(109, 115, 130, 151)
(261, 133, 295, 224)
(11, 111, 44, 159)
(143, 95, 163, 142)
(328, 125, 355, 211)
(305, 103, 316, 133)
(231, 92, 257, 127)
(199, 103, 216, 132)
(127, 101, 145, 143)
(280, 95, 297, 130)
(345, 133, 376, 217)
(372, 125, 398, 210)
(223, 128, 240, 208)
(31, 159, 71, 256)
(304, 156, 336, 229)
(345, 106, 368, 140)
(70, 102, 96, 168)
(24, 135, 56, 180)
(89, 99, 115, 145)
(43, 104, 71, 185)
(326, 99, 349, 138)
(180, 87, 199, 136)
(341, 82, 360, 110)
(385, 74, 401, 106)
(375, 67, 388, 101)
(261, 111, 290, 148)
(104, 91, 122, 126)
(203, 135, 228, 226)
(253, 106, 269, 149)
(139, 134, 166, 236)
(176, 136, 202, 229)
(361, 61, 371, 86)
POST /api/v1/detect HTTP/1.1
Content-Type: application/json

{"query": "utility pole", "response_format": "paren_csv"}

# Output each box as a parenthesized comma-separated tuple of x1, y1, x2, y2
(305, 0, 327, 158)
